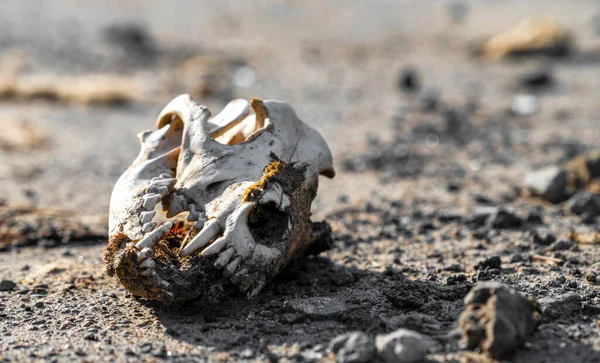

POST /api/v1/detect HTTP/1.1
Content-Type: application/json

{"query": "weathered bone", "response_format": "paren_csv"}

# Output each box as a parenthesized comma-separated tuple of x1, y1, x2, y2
(180, 219, 221, 256)
(135, 222, 172, 249)
(105, 94, 334, 302)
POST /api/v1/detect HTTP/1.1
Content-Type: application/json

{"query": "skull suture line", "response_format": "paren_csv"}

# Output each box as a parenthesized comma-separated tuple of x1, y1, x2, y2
(105, 94, 335, 302)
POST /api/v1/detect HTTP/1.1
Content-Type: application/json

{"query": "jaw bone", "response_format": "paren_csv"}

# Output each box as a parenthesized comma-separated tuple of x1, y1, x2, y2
(105, 94, 334, 302)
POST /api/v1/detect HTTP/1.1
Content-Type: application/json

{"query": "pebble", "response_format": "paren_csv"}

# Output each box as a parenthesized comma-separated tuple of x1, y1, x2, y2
(565, 191, 600, 219)
(459, 282, 541, 360)
(329, 332, 376, 363)
(486, 207, 523, 229)
(0, 280, 16, 292)
(539, 293, 582, 320)
(397, 66, 420, 93)
(551, 240, 573, 251)
(519, 67, 554, 91)
(530, 228, 557, 246)
(511, 94, 538, 116)
(474, 255, 501, 271)
(446, 274, 467, 285)
(375, 329, 432, 363)
(524, 166, 569, 203)
(286, 297, 347, 320)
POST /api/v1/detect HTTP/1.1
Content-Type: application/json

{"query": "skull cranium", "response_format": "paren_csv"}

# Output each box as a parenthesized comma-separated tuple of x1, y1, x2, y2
(104, 94, 334, 302)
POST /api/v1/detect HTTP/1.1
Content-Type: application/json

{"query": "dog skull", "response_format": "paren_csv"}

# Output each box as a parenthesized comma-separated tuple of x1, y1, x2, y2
(105, 94, 334, 302)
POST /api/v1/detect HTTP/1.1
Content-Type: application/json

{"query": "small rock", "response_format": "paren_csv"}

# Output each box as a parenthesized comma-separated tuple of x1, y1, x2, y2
(511, 94, 538, 117)
(375, 329, 432, 363)
(397, 66, 420, 93)
(474, 255, 501, 271)
(539, 293, 582, 320)
(530, 228, 557, 246)
(519, 67, 554, 91)
(551, 239, 573, 251)
(0, 280, 16, 292)
(329, 332, 376, 363)
(34, 301, 44, 308)
(458, 282, 541, 360)
(446, 274, 467, 285)
(486, 208, 523, 229)
(524, 166, 569, 203)
(565, 191, 600, 219)
(83, 333, 98, 341)
(287, 297, 347, 320)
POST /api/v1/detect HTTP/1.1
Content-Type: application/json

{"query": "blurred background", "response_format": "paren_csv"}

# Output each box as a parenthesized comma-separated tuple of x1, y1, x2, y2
(1, 0, 600, 216)
(2, 2, 600, 361)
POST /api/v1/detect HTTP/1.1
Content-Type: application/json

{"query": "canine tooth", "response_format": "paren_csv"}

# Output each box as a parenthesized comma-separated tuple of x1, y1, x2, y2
(141, 211, 156, 224)
(141, 222, 157, 233)
(180, 219, 221, 256)
(140, 268, 155, 277)
(187, 203, 200, 221)
(137, 247, 154, 261)
(224, 256, 242, 277)
(201, 236, 228, 256)
(142, 193, 162, 211)
(135, 222, 173, 249)
(214, 247, 235, 269)
(139, 258, 156, 269)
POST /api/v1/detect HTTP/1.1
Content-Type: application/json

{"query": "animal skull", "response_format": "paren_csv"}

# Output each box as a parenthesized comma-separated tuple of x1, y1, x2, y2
(105, 94, 334, 302)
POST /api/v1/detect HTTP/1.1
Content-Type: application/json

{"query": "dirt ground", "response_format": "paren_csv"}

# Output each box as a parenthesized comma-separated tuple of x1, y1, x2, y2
(1, 1, 600, 362)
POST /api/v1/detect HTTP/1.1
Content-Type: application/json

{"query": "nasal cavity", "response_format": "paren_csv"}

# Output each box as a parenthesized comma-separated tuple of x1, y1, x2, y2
(210, 98, 269, 145)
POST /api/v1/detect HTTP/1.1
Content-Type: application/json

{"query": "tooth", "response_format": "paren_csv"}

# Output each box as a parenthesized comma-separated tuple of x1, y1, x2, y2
(165, 194, 188, 217)
(224, 256, 242, 277)
(140, 269, 155, 277)
(142, 194, 162, 211)
(207, 99, 250, 138)
(150, 177, 177, 188)
(214, 247, 235, 269)
(139, 258, 156, 269)
(141, 211, 156, 224)
(194, 215, 207, 228)
(136, 222, 173, 249)
(159, 173, 172, 179)
(141, 222, 157, 233)
(137, 247, 154, 261)
(201, 236, 228, 256)
(148, 185, 169, 196)
(187, 203, 200, 221)
(180, 219, 221, 256)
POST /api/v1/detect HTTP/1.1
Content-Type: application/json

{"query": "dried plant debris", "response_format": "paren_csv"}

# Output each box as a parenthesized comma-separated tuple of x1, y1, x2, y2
(459, 282, 542, 360)
(0, 117, 51, 152)
(479, 18, 573, 60)
(105, 94, 335, 302)
(0, 206, 107, 249)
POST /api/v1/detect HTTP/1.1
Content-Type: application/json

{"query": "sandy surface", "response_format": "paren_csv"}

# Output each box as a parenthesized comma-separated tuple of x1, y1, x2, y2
(1, 1, 600, 362)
